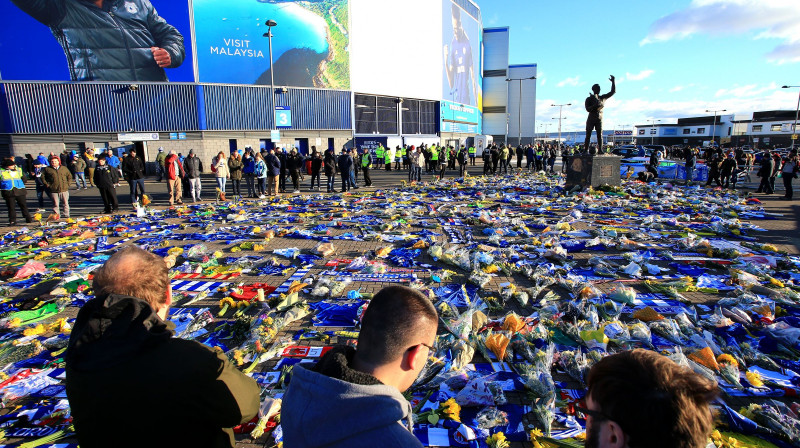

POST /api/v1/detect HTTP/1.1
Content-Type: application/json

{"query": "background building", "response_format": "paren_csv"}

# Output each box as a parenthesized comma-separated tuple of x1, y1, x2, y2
(481, 28, 537, 146)
(635, 110, 796, 148)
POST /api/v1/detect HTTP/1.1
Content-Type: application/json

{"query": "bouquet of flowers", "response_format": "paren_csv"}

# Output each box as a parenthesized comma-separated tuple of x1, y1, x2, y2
(558, 350, 589, 387)
(469, 269, 493, 289)
(484, 331, 512, 362)
(532, 397, 555, 437)
(716, 354, 742, 389)
(607, 285, 637, 305)
(649, 318, 684, 345)
(486, 432, 510, 448)
(740, 402, 800, 443)
(515, 362, 556, 402)
(476, 407, 509, 430)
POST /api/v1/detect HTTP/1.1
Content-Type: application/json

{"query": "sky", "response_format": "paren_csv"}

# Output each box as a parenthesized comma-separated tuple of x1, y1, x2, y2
(479, 0, 800, 133)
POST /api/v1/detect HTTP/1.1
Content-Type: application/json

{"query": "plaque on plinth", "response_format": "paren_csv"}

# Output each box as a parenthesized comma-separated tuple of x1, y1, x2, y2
(565, 155, 622, 190)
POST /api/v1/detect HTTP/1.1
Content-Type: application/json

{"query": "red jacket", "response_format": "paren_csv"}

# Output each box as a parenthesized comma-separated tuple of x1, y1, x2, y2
(165, 154, 185, 180)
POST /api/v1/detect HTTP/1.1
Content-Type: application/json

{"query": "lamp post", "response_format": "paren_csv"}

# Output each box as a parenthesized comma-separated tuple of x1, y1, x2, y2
(551, 103, 571, 150)
(783, 85, 800, 151)
(263, 20, 277, 131)
(506, 76, 536, 146)
(648, 118, 661, 145)
(706, 109, 727, 148)
(552, 117, 568, 147)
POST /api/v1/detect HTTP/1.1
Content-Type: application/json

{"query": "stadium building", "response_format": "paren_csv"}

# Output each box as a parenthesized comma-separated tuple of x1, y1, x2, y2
(0, 0, 537, 167)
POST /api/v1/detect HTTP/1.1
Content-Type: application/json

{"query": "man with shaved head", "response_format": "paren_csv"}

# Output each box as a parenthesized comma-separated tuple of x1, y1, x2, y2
(65, 246, 259, 448)
(282, 285, 438, 448)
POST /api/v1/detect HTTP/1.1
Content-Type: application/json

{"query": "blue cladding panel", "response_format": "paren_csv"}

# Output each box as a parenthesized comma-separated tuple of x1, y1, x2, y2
(2, 83, 199, 134)
(1, 83, 351, 133)
(202, 85, 351, 131)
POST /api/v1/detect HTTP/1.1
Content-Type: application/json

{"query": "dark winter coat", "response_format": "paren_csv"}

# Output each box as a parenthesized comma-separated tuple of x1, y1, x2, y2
(11, 0, 185, 82)
(65, 293, 259, 448)
(92, 164, 118, 189)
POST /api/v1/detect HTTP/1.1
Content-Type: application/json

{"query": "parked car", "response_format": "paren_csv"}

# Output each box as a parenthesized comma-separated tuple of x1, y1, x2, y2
(612, 145, 646, 157)
(642, 145, 668, 156)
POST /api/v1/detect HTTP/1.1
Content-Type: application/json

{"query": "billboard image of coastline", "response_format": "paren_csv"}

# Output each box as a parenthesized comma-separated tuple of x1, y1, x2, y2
(193, 0, 350, 88)
(0, 0, 194, 82)
(442, 0, 482, 109)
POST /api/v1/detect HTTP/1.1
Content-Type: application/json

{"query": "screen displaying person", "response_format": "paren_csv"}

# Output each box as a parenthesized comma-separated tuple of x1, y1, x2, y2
(9, 0, 185, 82)
(444, 3, 476, 106)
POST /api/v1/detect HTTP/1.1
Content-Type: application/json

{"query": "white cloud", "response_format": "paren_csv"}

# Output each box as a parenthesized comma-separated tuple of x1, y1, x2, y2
(626, 69, 655, 81)
(714, 82, 780, 98)
(538, 72, 547, 87)
(487, 13, 499, 26)
(641, 0, 800, 63)
(557, 76, 581, 88)
(669, 86, 684, 93)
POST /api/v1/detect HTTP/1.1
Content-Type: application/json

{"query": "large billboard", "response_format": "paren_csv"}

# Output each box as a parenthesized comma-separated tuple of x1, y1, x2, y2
(349, 0, 442, 101)
(192, 0, 349, 88)
(1, 0, 194, 82)
(442, 0, 482, 109)
(0, 0, 350, 88)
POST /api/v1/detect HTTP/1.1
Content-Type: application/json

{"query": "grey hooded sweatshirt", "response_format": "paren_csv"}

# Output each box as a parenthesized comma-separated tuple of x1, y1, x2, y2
(282, 346, 423, 448)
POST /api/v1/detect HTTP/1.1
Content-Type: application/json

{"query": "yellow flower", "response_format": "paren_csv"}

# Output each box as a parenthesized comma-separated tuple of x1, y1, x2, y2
(487, 432, 509, 448)
(440, 398, 461, 422)
(716, 354, 738, 368)
(745, 370, 764, 388)
(530, 429, 544, 439)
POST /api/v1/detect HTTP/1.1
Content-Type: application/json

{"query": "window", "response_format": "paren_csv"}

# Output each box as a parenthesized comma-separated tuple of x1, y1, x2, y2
(771, 124, 782, 132)
(683, 129, 691, 135)
(638, 129, 645, 135)
(752, 125, 763, 132)
(697, 128, 705, 134)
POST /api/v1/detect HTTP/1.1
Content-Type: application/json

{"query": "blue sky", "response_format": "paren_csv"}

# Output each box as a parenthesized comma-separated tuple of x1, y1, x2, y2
(480, 0, 800, 132)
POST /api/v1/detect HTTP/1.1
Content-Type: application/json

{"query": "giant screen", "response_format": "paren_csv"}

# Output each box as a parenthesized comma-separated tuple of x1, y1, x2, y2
(0, 0, 350, 88)
(0, 0, 195, 82)
(441, 0, 482, 134)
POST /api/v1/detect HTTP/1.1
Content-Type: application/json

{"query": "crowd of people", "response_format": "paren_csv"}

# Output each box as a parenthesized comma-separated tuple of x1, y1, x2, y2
(2, 143, 798, 226)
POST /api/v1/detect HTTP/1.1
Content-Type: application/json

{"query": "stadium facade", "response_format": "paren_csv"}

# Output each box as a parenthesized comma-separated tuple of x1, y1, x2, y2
(0, 0, 535, 167)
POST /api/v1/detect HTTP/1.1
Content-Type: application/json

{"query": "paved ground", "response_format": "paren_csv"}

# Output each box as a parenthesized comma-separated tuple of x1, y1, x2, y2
(0, 160, 798, 447)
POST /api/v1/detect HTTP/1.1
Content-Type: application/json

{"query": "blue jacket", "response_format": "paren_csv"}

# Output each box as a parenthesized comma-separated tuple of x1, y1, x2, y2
(11, 0, 185, 82)
(106, 155, 121, 168)
(0, 168, 25, 191)
(337, 153, 353, 172)
(282, 347, 421, 448)
(265, 153, 281, 177)
(242, 155, 255, 174)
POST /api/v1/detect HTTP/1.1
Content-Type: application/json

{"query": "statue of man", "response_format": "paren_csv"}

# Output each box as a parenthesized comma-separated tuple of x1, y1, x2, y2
(584, 75, 616, 154)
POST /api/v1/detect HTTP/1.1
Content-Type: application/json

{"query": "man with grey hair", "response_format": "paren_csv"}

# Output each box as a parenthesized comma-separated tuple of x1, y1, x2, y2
(66, 246, 259, 448)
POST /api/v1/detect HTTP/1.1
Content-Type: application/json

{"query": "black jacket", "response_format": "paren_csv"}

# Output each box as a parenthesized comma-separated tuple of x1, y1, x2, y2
(758, 155, 774, 177)
(65, 294, 259, 448)
(122, 155, 145, 180)
(324, 151, 336, 176)
(311, 156, 323, 174)
(92, 164, 118, 189)
(11, 0, 185, 82)
(184, 155, 202, 179)
(337, 153, 353, 172)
